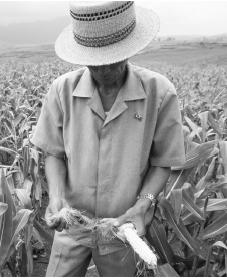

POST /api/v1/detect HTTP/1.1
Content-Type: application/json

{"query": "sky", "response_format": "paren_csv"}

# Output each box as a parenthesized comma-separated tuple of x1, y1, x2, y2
(0, 0, 226, 36)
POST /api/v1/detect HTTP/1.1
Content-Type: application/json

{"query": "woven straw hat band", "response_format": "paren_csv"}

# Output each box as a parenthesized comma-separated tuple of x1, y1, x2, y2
(70, 1, 136, 47)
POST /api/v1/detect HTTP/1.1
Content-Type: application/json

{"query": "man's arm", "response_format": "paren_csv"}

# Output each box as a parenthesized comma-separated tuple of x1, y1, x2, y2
(114, 166, 171, 236)
(45, 155, 69, 231)
(138, 165, 171, 207)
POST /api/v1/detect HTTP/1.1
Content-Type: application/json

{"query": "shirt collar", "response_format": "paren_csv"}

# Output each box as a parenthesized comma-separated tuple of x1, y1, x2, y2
(72, 67, 95, 98)
(120, 62, 147, 101)
(72, 62, 147, 101)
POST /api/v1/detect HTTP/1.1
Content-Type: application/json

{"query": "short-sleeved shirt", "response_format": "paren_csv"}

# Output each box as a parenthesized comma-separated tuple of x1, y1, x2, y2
(31, 62, 185, 219)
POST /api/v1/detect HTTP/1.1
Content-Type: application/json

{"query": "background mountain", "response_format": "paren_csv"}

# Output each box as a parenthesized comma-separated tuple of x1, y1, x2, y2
(0, 16, 227, 46)
(0, 17, 69, 45)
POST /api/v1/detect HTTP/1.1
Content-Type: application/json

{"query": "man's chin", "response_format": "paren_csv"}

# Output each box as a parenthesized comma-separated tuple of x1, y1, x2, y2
(99, 78, 116, 86)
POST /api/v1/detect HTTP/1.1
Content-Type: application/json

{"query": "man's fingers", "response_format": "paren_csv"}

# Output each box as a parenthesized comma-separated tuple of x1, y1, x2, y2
(45, 207, 67, 231)
(47, 218, 61, 230)
(45, 200, 70, 231)
(114, 215, 146, 237)
(136, 224, 145, 237)
(113, 215, 128, 227)
(100, 218, 116, 224)
(55, 218, 67, 232)
(144, 207, 155, 226)
(112, 219, 120, 227)
(46, 216, 67, 231)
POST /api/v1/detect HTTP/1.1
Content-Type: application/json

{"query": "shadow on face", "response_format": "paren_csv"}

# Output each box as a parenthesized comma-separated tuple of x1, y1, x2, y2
(87, 60, 128, 86)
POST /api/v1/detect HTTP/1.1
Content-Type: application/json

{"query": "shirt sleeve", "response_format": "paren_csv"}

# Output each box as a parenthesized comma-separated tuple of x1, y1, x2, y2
(30, 80, 65, 158)
(149, 87, 185, 167)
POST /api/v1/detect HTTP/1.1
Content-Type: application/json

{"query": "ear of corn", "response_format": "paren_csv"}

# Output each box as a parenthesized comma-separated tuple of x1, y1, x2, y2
(118, 223, 157, 269)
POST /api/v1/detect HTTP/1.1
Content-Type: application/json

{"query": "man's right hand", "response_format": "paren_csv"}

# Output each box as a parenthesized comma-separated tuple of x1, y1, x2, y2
(45, 198, 69, 232)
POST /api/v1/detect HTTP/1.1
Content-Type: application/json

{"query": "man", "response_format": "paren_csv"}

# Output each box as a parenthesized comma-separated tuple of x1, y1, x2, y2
(31, 1, 185, 276)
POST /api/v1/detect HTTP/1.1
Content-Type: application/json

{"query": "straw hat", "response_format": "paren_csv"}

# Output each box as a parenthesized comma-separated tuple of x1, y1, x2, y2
(55, 1, 160, 66)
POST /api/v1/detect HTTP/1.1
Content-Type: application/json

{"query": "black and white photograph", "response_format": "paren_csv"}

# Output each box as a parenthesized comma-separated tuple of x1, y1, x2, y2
(0, 0, 227, 276)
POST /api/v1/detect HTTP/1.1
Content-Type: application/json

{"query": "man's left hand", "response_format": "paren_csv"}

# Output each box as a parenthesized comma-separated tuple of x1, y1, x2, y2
(113, 199, 155, 236)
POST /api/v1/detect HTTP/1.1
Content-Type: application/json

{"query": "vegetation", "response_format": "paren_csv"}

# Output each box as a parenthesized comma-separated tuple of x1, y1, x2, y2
(0, 55, 227, 276)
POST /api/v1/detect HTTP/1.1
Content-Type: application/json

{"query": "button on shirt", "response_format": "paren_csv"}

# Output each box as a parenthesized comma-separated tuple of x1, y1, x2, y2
(31, 62, 185, 219)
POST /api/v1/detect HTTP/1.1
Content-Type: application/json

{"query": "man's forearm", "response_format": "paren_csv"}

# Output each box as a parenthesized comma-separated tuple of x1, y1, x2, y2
(44, 155, 68, 230)
(140, 166, 171, 197)
(45, 155, 67, 200)
(135, 166, 171, 211)
(115, 166, 171, 234)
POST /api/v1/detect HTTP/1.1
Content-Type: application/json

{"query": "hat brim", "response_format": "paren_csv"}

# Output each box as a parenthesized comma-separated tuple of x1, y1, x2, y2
(55, 6, 160, 66)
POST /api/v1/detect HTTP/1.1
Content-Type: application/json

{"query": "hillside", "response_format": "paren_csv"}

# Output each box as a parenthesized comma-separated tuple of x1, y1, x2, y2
(132, 42, 227, 66)
(0, 41, 227, 66)
(0, 17, 69, 44)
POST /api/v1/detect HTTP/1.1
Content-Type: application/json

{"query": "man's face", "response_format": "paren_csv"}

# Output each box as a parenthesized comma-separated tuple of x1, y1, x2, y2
(88, 60, 128, 86)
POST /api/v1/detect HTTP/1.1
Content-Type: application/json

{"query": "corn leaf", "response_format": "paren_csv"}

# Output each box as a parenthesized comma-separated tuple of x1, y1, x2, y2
(146, 218, 175, 265)
(6, 174, 15, 194)
(219, 141, 227, 174)
(182, 211, 201, 226)
(169, 189, 182, 223)
(204, 156, 217, 181)
(204, 241, 227, 277)
(224, 102, 227, 117)
(195, 155, 218, 196)
(168, 233, 185, 258)
(195, 178, 227, 199)
(30, 148, 39, 183)
(3, 208, 33, 266)
(157, 263, 180, 277)
(212, 241, 227, 251)
(23, 178, 32, 193)
(184, 116, 202, 141)
(34, 178, 42, 206)
(32, 227, 44, 249)
(197, 198, 227, 211)
(198, 111, 209, 142)
(12, 171, 23, 189)
(226, 251, 227, 276)
(159, 198, 208, 259)
(0, 146, 18, 156)
(0, 202, 8, 217)
(204, 245, 213, 277)
(22, 146, 30, 178)
(0, 169, 14, 267)
(218, 269, 226, 277)
(10, 209, 33, 246)
(182, 187, 205, 220)
(195, 176, 207, 193)
(21, 243, 28, 276)
(173, 140, 216, 170)
(13, 114, 24, 128)
(208, 112, 223, 137)
(165, 168, 195, 199)
(15, 188, 32, 209)
(33, 219, 53, 244)
(29, 147, 39, 165)
(24, 221, 34, 276)
(199, 212, 227, 239)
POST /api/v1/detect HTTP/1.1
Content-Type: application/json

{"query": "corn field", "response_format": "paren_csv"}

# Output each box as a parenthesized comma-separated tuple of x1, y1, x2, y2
(0, 57, 227, 276)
